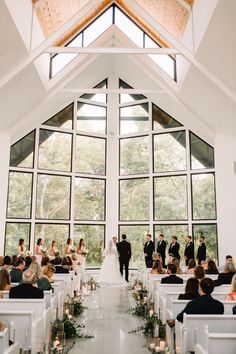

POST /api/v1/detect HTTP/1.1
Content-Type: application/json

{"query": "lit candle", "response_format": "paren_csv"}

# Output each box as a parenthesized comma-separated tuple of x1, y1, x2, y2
(143, 296, 147, 303)
(160, 341, 165, 351)
(65, 309, 69, 315)
(149, 309, 154, 316)
(150, 343, 155, 349)
(53, 337, 60, 348)
(155, 346, 160, 352)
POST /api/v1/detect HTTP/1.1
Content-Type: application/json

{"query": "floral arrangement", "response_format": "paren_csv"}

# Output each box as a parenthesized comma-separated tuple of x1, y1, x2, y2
(64, 294, 87, 317)
(87, 277, 100, 290)
(52, 313, 93, 339)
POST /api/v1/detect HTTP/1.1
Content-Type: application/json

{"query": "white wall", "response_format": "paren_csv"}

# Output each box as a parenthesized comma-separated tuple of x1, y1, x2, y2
(0, 131, 10, 255)
(214, 133, 236, 265)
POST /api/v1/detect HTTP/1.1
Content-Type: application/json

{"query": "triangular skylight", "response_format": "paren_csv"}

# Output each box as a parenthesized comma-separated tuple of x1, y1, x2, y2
(119, 79, 146, 104)
(50, 4, 176, 80)
(43, 103, 74, 129)
(80, 79, 107, 103)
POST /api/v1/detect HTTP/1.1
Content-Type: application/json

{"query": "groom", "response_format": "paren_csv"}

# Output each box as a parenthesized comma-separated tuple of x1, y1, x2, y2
(117, 234, 132, 282)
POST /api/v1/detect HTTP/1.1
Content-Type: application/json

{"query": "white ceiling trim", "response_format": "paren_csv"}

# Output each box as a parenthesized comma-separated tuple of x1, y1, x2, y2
(46, 47, 180, 54)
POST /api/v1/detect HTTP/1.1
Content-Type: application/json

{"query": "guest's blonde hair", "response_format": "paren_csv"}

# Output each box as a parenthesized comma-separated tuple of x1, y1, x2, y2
(29, 261, 42, 280)
(43, 264, 55, 278)
(231, 274, 236, 292)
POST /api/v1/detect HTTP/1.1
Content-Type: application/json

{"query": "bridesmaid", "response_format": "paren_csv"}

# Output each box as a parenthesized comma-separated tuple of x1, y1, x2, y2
(77, 239, 87, 269)
(35, 238, 43, 264)
(17, 238, 26, 258)
(64, 238, 73, 257)
(48, 240, 58, 259)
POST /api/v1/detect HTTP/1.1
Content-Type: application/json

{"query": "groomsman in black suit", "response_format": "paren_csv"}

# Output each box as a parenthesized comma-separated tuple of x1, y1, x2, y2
(144, 234, 154, 268)
(117, 234, 132, 282)
(168, 236, 180, 261)
(184, 235, 194, 266)
(156, 234, 167, 267)
(196, 235, 207, 265)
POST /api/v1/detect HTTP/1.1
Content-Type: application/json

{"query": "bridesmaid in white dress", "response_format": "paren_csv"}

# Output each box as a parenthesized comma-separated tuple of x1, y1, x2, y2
(48, 240, 58, 259)
(76, 239, 87, 269)
(64, 238, 73, 257)
(17, 238, 26, 258)
(35, 238, 43, 264)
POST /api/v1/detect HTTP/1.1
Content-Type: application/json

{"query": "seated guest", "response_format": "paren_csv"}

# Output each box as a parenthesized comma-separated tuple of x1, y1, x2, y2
(161, 264, 184, 284)
(41, 256, 50, 272)
(0, 269, 12, 291)
(9, 268, 44, 299)
(194, 265, 205, 280)
(225, 274, 236, 300)
(2, 256, 12, 271)
(206, 260, 219, 274)
(29, 260, 42, 281)
(50, 252, 60, 265)
(201, 260, 208, 270)
(37, 264, 55, 291)
(177, 278, 224, 322)
(150, 260, 166, 274)
(226, 255, 233, 263)
(10, 255, 17, 267)
(172, 257, 183, 274)
(214, 262, 235, 287)
(10, 259, 25, 283)
(185, 259, 196, 275)
(54, 256, 69, 273)
(62, 256, 72, 270)
(24, 256, 32, 270)
(178, 278, 200, 300)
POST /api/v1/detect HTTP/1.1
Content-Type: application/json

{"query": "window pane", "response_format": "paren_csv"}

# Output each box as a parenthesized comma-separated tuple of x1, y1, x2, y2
(10, 131, 35, 168)
(190, 132, 214, 169)
(7, 172, 32, 218)
(154, 131, 186, 172)
(77, 103, 106, 134)
(38, 130, 72, 172)
(74, 178, 105, 220)
(154, 176, 187, 220)
(74, 224, 104, 267)
(192, 174, 216, 219)
(115, 7, 143, 47)
(193, 224, 218, 263)
(120, 136, 149, 175)
(76, 135, 106, 175)
(35, 224, 69, 256)
(83, 7, 113, 46)
(80, 79, 107, 103)
(119, 79, 146, 104)
(120, 178, 149, 220)
(153, 104, 181, 130)
(120, 103, 149, 134)
(36, 174, 71, 220)
(43, 104, 73, 129)
(5, 223, 30, 256)
(154, 224, 189, 265)
(145, 35, 175, 79)
(119, 225, 149, 268)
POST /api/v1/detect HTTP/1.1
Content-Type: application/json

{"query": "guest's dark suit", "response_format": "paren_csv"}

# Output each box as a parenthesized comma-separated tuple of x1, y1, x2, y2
(214, 271, 235, 287)
(144, 240, 154, 268)
(197, 242, 206, 265)
(9, 283, 44, 299)
(54, 265, 70, 274)
(184, 241, 194, 266)
(117, 240, 132, 282)
(168, 242, 180, 260)
(161, 274, 183, 284)
(176, 294, 224, 322)
(10, 268, 23, 283)
(156, 240, 167, 266)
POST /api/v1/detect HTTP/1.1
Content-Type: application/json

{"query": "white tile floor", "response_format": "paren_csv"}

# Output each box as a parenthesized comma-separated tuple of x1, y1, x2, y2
(69, 285, 150, 354)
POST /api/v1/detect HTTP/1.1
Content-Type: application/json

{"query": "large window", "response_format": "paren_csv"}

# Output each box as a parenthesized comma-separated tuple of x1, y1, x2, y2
(5, 77, 217, 266)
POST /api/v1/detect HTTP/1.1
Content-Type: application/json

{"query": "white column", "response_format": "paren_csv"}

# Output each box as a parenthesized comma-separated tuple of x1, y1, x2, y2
(0, 130, 10, 254)
(214, 133, 236, 265)
(105, 74, 119, 242)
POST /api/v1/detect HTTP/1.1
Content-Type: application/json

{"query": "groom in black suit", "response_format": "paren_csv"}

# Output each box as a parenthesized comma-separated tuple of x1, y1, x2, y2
(117, 234, 132, 282)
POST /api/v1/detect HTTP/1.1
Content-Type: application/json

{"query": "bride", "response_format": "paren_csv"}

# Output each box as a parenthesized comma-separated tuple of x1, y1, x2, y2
(99, 239, 125, 285)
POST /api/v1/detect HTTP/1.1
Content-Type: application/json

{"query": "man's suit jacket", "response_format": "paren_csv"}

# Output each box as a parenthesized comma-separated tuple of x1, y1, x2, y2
(10, 268, 23, 283)
(54, 265, 70, 274)
(156, 240, 167, 261)
(184, 242, 194, 260)
(161, 274, 183, 284)
(117, 240, 132, 260)
(168, 242, 180, 260)
(214, 271, 235, 287)
(9, 283, 44, 299)
(197, 243, 206, 263)
(144, 241, 154, 259)
(176, 294, 224, 322)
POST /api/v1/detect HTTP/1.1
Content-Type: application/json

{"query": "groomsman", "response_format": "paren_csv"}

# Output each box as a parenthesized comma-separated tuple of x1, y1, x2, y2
(196, 235, 207, 265)
(144, 234, 154, 268)
(184, 235, 194, 266)
(156, 234, 167, 267)
(168, 236, 180, 261)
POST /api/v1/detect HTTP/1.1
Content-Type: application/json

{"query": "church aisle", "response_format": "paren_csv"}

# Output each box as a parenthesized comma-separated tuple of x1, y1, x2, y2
(70, 285, 150, 354)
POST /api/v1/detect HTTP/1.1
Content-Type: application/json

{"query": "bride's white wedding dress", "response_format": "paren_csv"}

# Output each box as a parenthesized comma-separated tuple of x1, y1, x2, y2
(99, 240, 126, 286)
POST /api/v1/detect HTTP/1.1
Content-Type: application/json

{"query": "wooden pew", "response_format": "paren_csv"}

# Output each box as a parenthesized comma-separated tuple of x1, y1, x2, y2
(195, 325, 236, 354)
(0, 298, 46, 319)
(0, 328, 9, 353)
